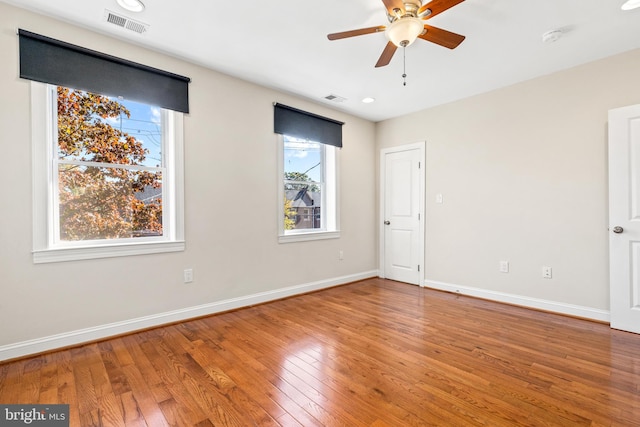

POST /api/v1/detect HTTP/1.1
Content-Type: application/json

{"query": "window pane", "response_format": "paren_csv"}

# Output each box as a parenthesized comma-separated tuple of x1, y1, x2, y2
(283, 136, 323, 231)
(284, 138, 322, 182)
(58, 165, 163, 241)
(57, 86, 162, 168)
(284, 185, 322, 231)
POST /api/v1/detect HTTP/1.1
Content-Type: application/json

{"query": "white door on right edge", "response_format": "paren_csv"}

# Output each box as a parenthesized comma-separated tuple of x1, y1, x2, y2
(609, 104, 640, 334)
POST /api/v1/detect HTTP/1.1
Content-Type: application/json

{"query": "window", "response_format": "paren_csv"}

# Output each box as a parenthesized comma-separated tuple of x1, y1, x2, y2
(19, 30, 189, 263)
(31, 83, 185, 263)
(278, 135, 339, 242)
(273, 103, 342, 243)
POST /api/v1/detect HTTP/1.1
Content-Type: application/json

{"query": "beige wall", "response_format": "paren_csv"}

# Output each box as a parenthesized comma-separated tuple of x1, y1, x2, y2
(377, 48, 640, 312)
(0, 3, 377, 357)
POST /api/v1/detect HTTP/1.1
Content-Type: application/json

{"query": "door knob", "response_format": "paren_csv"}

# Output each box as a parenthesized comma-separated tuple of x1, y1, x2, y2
(384, 220, 390, 225)
(612, 226, 624, 234)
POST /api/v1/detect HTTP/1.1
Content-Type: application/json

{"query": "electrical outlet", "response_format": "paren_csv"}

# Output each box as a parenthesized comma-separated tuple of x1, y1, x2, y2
(184, 268, 193, 283)
(542, 266, 552, 279)
(499, 260, 509, 273)
(339, 250, 344, 261)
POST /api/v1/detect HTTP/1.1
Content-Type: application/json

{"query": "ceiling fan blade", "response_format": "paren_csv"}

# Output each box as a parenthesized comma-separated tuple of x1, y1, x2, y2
(375, 41, 398, 68)
(327, 26, 386, 40)
(419, 0, 465, 19)
(382, 0, 406, 16)
(418, 25, 465, 49)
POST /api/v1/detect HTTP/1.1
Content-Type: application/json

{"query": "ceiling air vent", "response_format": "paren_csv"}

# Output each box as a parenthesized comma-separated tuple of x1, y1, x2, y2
(104, 10, 149, 34)
(324, 94, 347, 103)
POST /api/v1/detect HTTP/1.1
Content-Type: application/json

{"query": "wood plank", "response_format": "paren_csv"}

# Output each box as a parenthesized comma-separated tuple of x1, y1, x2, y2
(96, 392, 126, 427)
(134, 339, 207, 425)
(0, 361, 24, 404)
(119, 391, 148, 427)
(120, 364, 171, 427)
(55, 350, 81, 426)
(18, 357, 41, 403)
(37, 353, 58, 404)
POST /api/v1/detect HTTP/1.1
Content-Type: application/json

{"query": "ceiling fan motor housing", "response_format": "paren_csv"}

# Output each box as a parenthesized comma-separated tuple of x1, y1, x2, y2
(387, 0, 423, 21)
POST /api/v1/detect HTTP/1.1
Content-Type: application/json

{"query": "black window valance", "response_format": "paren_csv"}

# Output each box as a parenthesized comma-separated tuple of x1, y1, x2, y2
(274, 103, 344, 148)
(18, 29, 191, 113)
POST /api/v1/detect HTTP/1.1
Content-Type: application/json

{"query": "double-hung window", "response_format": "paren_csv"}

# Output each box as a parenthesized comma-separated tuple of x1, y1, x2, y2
(20, 30, 190, 263)
(274, 104, 342, 242)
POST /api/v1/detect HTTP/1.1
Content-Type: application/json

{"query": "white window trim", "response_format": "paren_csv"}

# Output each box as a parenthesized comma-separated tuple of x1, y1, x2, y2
(31, 82, 185, 263)
(277, 134, 340, 243)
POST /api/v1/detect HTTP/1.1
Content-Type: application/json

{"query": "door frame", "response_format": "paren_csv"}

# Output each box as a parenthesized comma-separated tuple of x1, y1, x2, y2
(379, 141, 426, 286)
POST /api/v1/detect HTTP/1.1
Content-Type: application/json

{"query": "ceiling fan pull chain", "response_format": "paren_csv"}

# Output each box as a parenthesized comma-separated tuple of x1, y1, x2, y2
(402, 46, 407, 86)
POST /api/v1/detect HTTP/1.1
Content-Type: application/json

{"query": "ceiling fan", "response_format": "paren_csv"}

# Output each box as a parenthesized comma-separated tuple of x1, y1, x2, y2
(327, 0, 466, 68)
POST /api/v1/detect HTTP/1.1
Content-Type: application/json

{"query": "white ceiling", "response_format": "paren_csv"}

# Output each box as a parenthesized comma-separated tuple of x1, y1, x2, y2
(4, 0, 640, 122)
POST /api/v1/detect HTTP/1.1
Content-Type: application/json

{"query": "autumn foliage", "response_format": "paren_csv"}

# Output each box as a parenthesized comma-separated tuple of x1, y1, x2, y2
(57, 87, 162, 240)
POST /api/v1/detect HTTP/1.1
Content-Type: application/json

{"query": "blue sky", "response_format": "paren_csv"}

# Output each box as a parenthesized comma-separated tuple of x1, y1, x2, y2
(283, 137, 321, 182)
(111, 98, 162, 168)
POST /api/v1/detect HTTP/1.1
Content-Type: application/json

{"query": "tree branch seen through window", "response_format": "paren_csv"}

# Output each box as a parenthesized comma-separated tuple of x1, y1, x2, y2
(56, 87, 163, 241)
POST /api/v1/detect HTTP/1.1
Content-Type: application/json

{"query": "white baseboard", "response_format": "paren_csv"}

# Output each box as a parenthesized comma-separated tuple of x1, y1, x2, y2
(424, 279, 610, 323)
(0, 270, 378, 362)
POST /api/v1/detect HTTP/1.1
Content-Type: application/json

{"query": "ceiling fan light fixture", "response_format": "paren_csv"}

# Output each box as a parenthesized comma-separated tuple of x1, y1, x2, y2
(621, 0, 640, 10)
(386, 17, 424, 47)
(116, 0, 145, 13)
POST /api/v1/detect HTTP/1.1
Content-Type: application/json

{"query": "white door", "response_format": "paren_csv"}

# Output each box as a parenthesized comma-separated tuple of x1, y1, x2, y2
(609, 104, 640, 334)
(380, 143, 424, 285)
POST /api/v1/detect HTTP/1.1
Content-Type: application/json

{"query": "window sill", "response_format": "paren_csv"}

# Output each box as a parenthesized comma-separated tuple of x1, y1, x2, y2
(33, 240, 185, 264)
(278, 231, 340, 244)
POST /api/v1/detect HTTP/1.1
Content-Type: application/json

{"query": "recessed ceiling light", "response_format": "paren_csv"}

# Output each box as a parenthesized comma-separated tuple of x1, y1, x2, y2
(116, 0, 145, 12)
(362, 97, 375, 104)
(622, 0, 640, 10)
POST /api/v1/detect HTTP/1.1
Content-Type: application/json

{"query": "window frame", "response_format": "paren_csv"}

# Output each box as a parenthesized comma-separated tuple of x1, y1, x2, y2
(31, 82, 185, 263)
(277, 134, 339, 243)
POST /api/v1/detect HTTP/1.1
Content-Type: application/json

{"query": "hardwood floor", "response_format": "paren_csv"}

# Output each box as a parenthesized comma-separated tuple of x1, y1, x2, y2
(1, 278, 639, 426)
